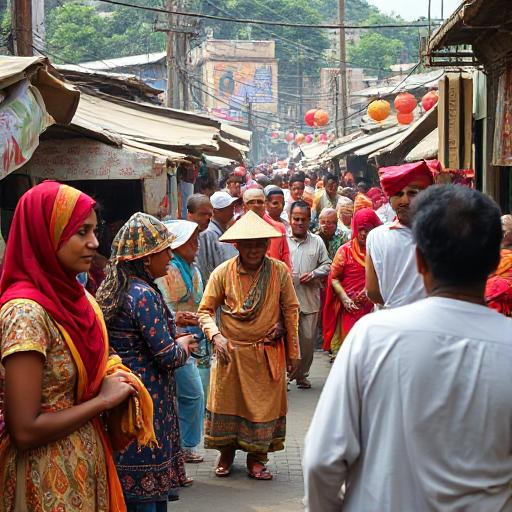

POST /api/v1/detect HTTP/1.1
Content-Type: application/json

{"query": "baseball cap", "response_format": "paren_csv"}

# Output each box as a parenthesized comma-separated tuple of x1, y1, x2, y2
(210, 191, 239, 209)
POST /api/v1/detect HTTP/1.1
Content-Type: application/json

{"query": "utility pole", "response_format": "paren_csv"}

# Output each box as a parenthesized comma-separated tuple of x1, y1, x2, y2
(338, 0, 348, 136)
(334, 74, 340, 138)
(298, 49, 304, 131)
(12, 0, 33, 56)
(165, 0, 175, 108)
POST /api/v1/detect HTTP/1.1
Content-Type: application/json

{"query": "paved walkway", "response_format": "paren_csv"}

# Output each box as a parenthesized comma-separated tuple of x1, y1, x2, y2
(171, 352, 331, 511)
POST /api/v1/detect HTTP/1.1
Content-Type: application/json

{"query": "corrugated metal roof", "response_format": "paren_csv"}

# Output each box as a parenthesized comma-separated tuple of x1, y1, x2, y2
(72, 52, 166, 72)
(405, 128, 438, 162)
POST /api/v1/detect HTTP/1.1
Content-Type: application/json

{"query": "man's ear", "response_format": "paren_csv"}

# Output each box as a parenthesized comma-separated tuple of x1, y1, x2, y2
(416, 246, 428, 276)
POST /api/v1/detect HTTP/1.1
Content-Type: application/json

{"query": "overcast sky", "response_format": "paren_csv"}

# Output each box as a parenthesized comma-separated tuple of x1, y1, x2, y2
(367, 0, 462, 20)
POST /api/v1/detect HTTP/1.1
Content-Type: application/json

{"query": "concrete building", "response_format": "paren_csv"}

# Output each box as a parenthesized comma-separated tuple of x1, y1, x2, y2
(191, 39, 278, 125)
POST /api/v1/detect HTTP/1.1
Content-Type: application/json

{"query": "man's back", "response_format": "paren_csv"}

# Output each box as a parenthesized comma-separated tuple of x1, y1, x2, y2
(304, 297, 512, 511)
(366, 222, 426, 308)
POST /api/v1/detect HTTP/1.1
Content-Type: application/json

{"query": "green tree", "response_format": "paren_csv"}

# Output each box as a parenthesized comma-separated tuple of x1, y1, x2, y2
(348, 32, 405, 78)
(46, 3, 110, 62)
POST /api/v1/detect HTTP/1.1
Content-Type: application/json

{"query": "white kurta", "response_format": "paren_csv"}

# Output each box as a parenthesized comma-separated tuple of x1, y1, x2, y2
(303, 297, 512, 512)
(366, 222, 426, 308)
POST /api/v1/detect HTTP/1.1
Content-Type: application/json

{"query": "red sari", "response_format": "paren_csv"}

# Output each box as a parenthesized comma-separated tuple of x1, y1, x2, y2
(322, 208, 381, 355)
(485, 248, 512, 316)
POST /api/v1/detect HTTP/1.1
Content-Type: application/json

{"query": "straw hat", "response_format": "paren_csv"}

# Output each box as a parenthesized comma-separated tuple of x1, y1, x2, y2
(163, 219, 199, 250)
(219, 210, 281, 242)
(111, 212, 174, 262)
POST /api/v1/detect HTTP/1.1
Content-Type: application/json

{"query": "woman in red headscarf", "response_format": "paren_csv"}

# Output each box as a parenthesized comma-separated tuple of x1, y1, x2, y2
(322, 208, 382, 361)
(0, 181, 155, 512)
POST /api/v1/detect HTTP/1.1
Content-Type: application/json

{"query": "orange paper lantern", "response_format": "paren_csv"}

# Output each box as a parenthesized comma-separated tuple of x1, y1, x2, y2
(397, 112, 414, 125)
(314, 109, 329, 127)
(394, 92, 417, 115)
(368, 99, 391, 122)
(304, 109, 318, 127)
(295, 133, 305, 144)
(285, 131, 294, 142)
(421, 91, 438, 112)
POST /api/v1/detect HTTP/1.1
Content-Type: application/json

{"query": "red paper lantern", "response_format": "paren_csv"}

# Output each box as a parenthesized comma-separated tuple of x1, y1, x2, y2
(421, 91, 438, 112)
(394, 92, 417, 115)
(368, 99, 391, 122)
(305, 134, 313, 143)
(304, 109, 318, 127)
(397, 112, 414, 125)
(295, 133, 305, 144)
(234, 166, 246, 176)
(271, 131, 280, 139)
(314, 109, 329, 127)
(285, 131, 294, 142)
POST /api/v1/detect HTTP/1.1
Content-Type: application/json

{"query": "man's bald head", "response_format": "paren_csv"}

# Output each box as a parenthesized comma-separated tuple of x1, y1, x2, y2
(243, 188, 266, 217)
(319, 207, 337, 221)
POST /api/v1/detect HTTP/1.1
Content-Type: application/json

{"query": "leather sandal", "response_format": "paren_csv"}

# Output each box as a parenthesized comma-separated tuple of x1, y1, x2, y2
(215, 449, 235, 477)
(247, 462, 273, 480)
(297, 378, 311, 389)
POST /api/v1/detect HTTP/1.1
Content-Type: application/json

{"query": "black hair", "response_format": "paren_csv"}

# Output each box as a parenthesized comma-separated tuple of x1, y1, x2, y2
(357, 181, 369, 193)
(289, 172, 306, 184)
(325, 172, 339, 184)
(290, 199, 311, 217)
(187, 193, 211, 213)
(412, 185, 501, 286)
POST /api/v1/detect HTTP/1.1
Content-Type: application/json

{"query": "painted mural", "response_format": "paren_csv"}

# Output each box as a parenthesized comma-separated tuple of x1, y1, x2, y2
(212, 62, 276, 122)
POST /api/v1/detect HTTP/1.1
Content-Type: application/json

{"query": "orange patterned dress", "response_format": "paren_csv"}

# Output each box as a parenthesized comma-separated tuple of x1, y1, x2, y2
(0, 300, 109, 512)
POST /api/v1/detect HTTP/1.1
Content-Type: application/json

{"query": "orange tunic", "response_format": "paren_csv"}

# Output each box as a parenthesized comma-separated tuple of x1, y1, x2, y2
(198, 256, 299, 453)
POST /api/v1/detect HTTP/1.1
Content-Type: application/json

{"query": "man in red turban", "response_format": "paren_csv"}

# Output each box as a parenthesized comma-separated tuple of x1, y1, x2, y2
(365, 161, 434, 308)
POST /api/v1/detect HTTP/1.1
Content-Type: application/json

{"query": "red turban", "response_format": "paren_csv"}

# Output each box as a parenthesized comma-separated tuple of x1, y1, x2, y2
(378, 161, 434, 198)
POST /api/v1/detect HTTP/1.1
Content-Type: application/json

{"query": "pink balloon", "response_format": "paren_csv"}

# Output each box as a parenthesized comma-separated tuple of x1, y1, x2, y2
(305, 134, 313, 143)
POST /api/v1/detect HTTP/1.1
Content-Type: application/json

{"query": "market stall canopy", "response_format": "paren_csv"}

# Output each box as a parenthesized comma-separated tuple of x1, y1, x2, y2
(0, 56, 80, 179)
(353, 131, 409, 157)
(405, 128, 439, 162)
(370, 105, 438, 167)
(323, 126, 409, 161)
(204, 155, 236, 168)
(351, 70, 444, 100)
(73, 92, 220, 153)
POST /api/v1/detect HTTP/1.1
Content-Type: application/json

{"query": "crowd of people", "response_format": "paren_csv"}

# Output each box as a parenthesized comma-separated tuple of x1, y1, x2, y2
(1, 157, 512, 511)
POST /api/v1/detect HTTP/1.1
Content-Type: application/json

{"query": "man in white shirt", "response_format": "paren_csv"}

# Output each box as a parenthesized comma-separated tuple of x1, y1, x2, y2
(287, 200, 331, 389)
(366, 161, 434, 308)
(303, 184, 512, 512)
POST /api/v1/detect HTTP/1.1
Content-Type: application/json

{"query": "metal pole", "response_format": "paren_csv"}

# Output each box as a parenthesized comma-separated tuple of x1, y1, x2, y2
(12, 0, 33, 56)
(338, 0, 348, 136)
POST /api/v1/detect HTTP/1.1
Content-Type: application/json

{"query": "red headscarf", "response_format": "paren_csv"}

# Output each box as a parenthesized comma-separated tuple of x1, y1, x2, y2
(0, 181, 105, 399)
(378, 161, 434, 197)
(351, 207, 382, 241)
(366, 187, 387, 210)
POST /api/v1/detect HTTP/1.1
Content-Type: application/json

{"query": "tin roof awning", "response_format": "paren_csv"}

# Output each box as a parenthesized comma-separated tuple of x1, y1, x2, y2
(405, 128, 438, 162)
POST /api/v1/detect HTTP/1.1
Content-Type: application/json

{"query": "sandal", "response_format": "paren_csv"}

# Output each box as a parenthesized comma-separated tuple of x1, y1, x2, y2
(215, 449, 235, 477)
(184, 450, 204, 464)
(297, 378, 311, 389)
(247, 462, 273, 481)
(181, 476, 194, 487)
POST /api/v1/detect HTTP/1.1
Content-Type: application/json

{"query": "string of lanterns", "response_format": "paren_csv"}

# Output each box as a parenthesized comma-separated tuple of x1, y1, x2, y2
(367, 90, 438, 125)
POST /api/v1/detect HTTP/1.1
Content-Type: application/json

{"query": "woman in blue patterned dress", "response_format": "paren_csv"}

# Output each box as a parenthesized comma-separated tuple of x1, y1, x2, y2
(97, 212, 198, 512)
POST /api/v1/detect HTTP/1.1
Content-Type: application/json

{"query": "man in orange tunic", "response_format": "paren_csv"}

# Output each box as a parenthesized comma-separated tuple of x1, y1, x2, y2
(198, 211, 300, 481)
(242, 188, 292, 270)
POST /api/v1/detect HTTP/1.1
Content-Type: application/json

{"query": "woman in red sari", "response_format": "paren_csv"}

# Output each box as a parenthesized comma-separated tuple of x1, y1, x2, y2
(322, 208, 382, 361)
(0, 181, 155, 512)
(485, 214, 512, 316)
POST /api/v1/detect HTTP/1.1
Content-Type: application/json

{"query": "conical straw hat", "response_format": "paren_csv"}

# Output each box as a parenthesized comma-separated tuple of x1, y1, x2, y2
(219, 210, 282, 242)
(111, 212, 174, 261)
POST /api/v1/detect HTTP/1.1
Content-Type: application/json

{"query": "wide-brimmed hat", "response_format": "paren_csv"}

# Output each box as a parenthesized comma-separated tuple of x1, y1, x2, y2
(219, 210, 281, 242)
(163, 219, 199, 250)
(111, 212, 174, 261)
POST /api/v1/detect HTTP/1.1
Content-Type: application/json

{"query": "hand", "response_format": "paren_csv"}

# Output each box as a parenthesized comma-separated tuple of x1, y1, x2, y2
(299, 272, 315, 284)
(264, 322, 285, 344)
(287, 358, 300, 380)
(342, 296, 359, 313)
(98, 371, 136, 410)
(178, 334, 200, 354)
(212, 334, 232, 365)
(175, 311, 199, 327)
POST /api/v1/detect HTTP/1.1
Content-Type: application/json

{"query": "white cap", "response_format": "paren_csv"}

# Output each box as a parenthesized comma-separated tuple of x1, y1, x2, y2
(210, 191, 239, 209)
(162, 220, 199, 249)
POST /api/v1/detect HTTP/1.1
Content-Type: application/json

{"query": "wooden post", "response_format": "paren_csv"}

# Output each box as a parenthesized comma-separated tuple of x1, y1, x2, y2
(12, 0, 33, 56)
(165, 0, 175, 107)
